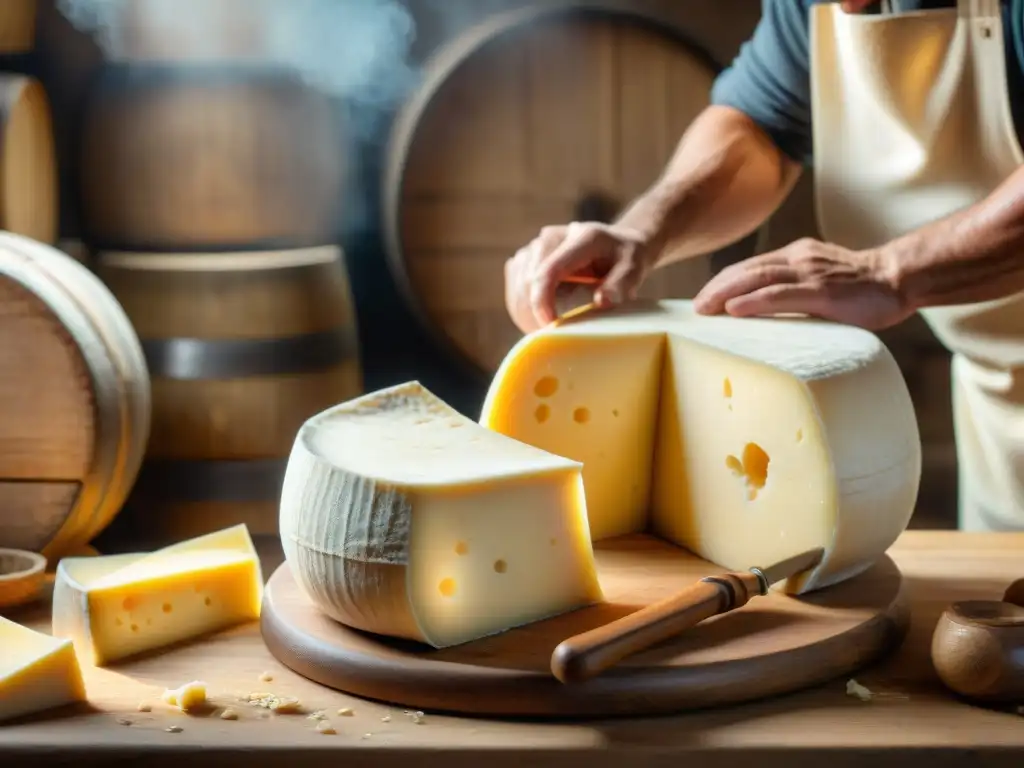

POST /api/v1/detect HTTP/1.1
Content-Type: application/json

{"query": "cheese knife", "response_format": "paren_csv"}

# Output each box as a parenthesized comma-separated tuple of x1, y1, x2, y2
(549, 547, 825, 685)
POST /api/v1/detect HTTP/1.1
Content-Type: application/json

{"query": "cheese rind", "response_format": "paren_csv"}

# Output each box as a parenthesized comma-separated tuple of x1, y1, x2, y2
(52, 525, 263, 666)
(0, 616, 87, 723)
(480, 299, 922, 594)
(278, 381, 603, 648)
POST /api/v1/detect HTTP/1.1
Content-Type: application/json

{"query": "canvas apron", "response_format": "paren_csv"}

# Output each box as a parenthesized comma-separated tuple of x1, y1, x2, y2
(810, 0, 1024, 530)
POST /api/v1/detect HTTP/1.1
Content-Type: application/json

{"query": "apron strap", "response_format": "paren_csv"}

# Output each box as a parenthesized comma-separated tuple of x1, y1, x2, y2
(957, 0, 1001, 18)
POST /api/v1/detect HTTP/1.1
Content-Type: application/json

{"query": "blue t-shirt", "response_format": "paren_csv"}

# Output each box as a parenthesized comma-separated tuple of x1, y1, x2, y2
(711, 0, 1024, 164)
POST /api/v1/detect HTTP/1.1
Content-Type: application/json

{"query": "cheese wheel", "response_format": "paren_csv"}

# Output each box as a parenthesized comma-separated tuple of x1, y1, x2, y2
(481, 300, 922, 594)
(279, 381, 603, 648)
(0, 233, 151, 561)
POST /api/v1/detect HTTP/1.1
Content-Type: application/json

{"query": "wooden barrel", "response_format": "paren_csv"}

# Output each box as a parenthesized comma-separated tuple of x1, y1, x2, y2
(79, 63, 345, 252)
(108, 0, 267, 63)
(383, 3, 756, 376)
(0, 232, 151, 562)
(92, 247, 363, 545)
(0, 74, 57, 244)
(0, 0, 36, 54)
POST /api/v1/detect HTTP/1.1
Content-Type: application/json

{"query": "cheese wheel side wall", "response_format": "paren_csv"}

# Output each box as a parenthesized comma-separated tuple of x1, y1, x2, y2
(382, 1, 754, 379)
(93, 247, 363, 546)
(0, 234, 151, 560)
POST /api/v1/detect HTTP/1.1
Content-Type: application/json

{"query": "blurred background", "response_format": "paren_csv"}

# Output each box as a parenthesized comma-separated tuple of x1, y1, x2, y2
(0, 0, 955, 561)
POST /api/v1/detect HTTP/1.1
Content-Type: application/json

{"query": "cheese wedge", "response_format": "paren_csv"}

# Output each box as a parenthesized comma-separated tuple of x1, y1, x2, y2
(481, 299, 922, 594)
(279, 381, 603, 648)
(0, 616, 87, 723)
(52, 525, 263, 666)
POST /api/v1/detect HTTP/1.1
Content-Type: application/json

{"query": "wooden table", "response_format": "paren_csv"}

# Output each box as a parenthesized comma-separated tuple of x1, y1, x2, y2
(2, 531, 1023, 767)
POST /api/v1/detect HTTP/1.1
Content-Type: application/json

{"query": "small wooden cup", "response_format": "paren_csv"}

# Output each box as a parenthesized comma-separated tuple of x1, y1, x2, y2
(0, 548, 47, 610)
(932, 578, 1024, 703)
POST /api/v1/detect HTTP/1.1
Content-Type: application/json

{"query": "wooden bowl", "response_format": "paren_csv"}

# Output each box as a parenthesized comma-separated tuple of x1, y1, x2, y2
(0, 548, 47, 610)
(931, 578, 1024, 703)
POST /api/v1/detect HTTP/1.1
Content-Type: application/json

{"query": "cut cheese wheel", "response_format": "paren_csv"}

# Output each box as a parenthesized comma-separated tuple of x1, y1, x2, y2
(0, 615, 87, 723)
(52, 525, 263, 665)
(481, 299, 922, 594)
(279, 381, 603, 648)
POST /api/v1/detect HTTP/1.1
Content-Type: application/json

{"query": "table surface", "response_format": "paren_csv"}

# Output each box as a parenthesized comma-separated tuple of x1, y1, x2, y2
(2, 531, 1024, 768)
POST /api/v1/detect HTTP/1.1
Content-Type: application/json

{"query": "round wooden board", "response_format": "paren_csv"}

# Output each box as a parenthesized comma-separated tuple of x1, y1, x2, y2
(261, 534, 909, 718)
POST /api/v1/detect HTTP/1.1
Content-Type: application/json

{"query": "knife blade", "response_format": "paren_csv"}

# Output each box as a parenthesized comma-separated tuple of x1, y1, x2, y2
(550, 547, 825, 685)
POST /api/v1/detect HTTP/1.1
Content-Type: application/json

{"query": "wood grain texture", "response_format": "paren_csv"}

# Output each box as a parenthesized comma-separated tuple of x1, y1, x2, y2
(0, 75, 57, 244)
(0, 233, 150, 561)
(3, 532, 1024, 767)
(261, 534, 907, 717)
(1, 531, 1024, 766)
(93, 247, 363, 543)
(384, 3, 750, 377)
(79, 64, 344, 251)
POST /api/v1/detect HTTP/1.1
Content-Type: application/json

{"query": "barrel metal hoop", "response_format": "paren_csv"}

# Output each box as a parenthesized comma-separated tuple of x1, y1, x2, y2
(142, 327, 359, 379)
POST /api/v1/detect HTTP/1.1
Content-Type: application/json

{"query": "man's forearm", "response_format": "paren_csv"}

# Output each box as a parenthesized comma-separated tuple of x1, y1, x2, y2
(886, 164, 1024, 310)
(614, 105, 803, 268)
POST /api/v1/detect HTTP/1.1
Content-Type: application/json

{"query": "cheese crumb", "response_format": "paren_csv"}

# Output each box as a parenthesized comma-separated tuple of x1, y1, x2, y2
(307, 710, 327, 721)
(245, 692, 303, 713)
(337, 707, 355, 716)
(410, 711, 426, 724)
(220, 708, 239, 721)
(166, 725, 183, 733)
(116, 718, 132, 726)
(258, 671, 274, 682)
(136, 703, 151, 713)
(362, 732, 372, 739)
(381, 714, 391, 723)
(846, 679, 873, 701)
(316, 721, 336, 735)
(161, 681, 208, 712)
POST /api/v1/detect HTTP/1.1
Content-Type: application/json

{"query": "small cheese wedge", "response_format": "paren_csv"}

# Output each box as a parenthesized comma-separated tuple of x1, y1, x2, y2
(0, 616, 87, 723)
(52, 525, 263, 666)
(481, 299, 922, 594)
(279, 381, 603, 648)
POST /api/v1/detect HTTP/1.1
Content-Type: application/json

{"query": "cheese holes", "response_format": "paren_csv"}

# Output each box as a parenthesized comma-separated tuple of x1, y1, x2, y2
(726, 442, 771, 500)
(204, 597, 212, 607)
(549, 537, 558, 546)
(493, 559, 508, 574)
(162, 603, 173, 613)
(796, 428, 804, 443)
(573, 407, 590, 424)
(612, 409, 619, 418)
(130, 623, 139, 633)
(534, 376, 559, 398)
(438, 577, 457, 597)
(454, 541, 469, 556)
(534, 404, 550, 423)
(723, 378, 733, 398)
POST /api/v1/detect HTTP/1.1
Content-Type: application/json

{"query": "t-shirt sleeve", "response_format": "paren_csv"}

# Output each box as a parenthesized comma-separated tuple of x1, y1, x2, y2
(710, 0, 814, 164)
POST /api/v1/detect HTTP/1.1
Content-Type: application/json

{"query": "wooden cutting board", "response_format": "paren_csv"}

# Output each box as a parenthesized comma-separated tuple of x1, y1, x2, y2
(261, 534, 908, 718)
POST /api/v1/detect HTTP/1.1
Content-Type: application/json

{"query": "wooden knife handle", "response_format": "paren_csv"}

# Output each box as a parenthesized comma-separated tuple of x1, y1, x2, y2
(550, 571, 765, 685)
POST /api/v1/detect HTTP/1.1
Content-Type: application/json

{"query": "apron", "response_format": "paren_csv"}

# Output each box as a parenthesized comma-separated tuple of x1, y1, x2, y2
(810, 0, 1024, 530)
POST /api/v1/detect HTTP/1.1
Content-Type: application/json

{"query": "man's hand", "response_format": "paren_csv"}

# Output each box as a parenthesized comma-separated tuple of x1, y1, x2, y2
(692, 238, 913, 330)
(504, 221, 657, 333)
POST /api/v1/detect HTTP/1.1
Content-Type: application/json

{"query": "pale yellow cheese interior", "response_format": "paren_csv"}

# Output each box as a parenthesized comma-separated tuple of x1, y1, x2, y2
(52, 524, 263, 666)
(0, 615, 87, 723)
(481, 300, 921, 593)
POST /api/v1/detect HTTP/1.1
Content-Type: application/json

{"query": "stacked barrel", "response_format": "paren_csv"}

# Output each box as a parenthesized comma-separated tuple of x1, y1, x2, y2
(79, 13, 362, 547)
(0, 3, 152, 563)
